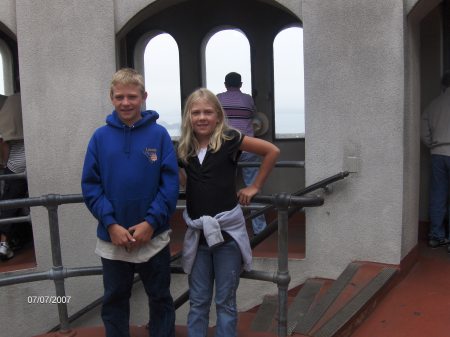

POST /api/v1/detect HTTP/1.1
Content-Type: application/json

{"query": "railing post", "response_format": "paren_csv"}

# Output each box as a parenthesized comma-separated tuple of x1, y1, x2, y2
(45, 194, 74, 336)
(275, 192, 291, 337)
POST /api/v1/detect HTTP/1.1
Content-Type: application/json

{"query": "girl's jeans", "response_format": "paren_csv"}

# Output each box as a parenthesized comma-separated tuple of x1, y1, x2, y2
(240, 151, 267, 235)
(187, 239, 242, 337)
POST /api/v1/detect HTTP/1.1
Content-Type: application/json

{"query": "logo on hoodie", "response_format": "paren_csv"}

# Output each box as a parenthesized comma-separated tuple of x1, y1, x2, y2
(143, 148, 158, 163)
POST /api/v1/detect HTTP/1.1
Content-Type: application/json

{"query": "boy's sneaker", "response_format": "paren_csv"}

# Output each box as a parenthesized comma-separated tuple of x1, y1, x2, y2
(0, 241, 14, 260)
(428, 238, 450, 248)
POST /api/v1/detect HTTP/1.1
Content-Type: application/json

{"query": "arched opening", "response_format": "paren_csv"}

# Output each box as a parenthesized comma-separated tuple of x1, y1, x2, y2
(0, 38, 14, 95)
(273, 26, 304, 139)
(0, 32, 34, 273)
(136, 33, 182, 138)
(0, 52, 4, 95)
(204, 28, 252, 95)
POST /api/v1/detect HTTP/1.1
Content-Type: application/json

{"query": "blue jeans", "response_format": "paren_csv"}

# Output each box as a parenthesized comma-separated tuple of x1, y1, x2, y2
(187, 240, 242, 337)
(429, 154, 450, 240)
(101, 245, 175, 337)
(240, 151, 267, 234)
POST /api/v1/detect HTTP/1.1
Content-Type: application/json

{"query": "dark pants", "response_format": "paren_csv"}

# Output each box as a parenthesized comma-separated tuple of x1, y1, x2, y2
(101, 245, 175, 337)
(429, 154, 450, 240)
(0, 167, 31, 241)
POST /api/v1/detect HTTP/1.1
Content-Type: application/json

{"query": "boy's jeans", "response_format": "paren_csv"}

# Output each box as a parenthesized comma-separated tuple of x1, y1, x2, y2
(101, 245, 175, 337)
(429, 154, 450, 240)
(187, 240, 242, 337)
(240, 151, 267, 235)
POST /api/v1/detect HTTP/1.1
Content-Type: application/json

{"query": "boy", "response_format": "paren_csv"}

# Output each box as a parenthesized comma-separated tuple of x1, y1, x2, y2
(81, 68, 179, 337)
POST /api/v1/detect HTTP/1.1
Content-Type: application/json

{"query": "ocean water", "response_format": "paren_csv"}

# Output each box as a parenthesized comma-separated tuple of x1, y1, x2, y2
(157, 110, 305, 139)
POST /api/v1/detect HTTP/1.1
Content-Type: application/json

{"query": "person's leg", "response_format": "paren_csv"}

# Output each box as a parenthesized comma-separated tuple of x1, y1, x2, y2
(187, 243, 214, 337)
(240, 152, 267, 235)
(0, 169, 28, 257)
(444, 155, 450, 240)
(428, 155, 449, 243)
(137, 245, 175, 337)
(213, 240, 242, 337)
(101, 258, 134, 337)
(0, 168, 28, 219)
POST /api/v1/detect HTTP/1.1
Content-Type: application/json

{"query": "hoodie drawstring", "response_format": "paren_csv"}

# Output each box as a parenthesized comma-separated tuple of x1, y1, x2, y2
(123, 125, 132, 155)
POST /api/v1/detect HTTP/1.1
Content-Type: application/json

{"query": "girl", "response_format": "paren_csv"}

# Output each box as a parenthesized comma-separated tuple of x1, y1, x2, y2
(178, 88, 280, 337)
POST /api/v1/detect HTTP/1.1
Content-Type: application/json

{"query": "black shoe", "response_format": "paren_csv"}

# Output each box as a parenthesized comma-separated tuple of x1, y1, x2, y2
(428, 238, 450, 248)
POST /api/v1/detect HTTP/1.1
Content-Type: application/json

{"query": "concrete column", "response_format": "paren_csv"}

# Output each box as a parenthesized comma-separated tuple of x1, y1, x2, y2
(303, 0, 407, 276)
(0, 2, 116, 337)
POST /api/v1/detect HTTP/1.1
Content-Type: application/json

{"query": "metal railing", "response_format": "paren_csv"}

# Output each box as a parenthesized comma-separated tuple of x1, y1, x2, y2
(0, 162, 349, 337)
(0, 171, 27, 181)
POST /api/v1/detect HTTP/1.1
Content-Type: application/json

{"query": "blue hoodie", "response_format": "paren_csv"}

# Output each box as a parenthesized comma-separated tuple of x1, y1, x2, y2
(81, 110, 179, 242)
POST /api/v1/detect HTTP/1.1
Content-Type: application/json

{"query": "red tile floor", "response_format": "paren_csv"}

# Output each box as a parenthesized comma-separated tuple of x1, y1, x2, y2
(3, 215, 450, 337)
(350, 239, 450, 337)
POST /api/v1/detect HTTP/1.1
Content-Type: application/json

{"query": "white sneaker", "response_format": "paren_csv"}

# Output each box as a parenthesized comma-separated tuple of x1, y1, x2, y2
(0, 241, 13, 260)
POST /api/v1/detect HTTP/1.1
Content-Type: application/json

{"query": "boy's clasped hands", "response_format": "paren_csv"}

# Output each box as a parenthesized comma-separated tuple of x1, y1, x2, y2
(107, 221, 154, 252)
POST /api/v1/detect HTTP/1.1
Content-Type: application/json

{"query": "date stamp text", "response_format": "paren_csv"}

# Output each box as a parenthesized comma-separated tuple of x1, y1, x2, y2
(27, 296, 71, 304)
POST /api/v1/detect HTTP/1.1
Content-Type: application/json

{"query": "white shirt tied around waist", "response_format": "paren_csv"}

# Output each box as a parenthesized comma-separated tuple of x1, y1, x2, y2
(182, 204, 252, 274)
(95, 229, 171, 263)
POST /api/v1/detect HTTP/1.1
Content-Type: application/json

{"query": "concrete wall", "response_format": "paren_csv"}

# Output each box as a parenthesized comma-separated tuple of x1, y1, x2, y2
(0, 1, 116, 336)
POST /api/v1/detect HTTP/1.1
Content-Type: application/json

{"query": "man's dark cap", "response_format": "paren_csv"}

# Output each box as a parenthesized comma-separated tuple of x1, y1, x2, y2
(225, 72, 242, 87)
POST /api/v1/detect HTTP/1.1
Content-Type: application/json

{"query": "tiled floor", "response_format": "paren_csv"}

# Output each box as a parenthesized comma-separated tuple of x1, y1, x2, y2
(7, 215, 450, 337)
(350, 240, 450, 337)
(0, 241, 36, 273)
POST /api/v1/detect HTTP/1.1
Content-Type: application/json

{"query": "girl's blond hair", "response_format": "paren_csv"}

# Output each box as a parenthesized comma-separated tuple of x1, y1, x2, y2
(178, 88, 239, 164)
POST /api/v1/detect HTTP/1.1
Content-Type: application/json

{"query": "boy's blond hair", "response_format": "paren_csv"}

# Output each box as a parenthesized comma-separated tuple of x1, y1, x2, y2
(178, 88, 239, 164)
(110, 68, 146, 98)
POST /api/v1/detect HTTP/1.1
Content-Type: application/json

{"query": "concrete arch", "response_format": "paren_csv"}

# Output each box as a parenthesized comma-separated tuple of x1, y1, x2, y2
(0, 2, 16, 37)
(133, 29, 180, 79)
(406, 0, 441, 16)
(115, 0, 301, 38)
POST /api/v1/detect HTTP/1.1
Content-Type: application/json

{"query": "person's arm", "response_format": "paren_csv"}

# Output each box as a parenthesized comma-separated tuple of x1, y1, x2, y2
(237, 136, 280, 205)
(129, 131, 179, 244)
(0, 140, 9, 168)
(420, 108, 433, 148)
(81, 134, 134, 246)
(250, 96, 257, 117)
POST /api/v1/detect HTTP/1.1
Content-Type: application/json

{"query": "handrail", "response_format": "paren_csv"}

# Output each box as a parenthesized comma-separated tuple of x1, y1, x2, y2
(247, 171, 349, 221)
(238, 160, 304, 168)
(0, 171, 26, 181)
(0, 165, 348, 337)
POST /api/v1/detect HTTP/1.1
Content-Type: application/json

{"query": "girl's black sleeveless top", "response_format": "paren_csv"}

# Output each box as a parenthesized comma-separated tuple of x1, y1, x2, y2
(182, 130, 243, 220)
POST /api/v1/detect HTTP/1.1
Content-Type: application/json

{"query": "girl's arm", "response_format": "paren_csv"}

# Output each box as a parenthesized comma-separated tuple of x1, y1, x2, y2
(237, 136, 280, 205)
